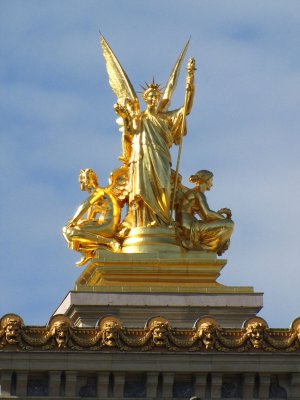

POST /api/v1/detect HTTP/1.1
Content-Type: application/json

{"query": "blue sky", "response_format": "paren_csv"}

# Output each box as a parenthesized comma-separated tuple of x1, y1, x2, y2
(1, 0, 300, 328)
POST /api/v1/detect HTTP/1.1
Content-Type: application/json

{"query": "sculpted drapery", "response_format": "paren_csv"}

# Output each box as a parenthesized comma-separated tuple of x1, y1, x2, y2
(128, 108, 185, 227)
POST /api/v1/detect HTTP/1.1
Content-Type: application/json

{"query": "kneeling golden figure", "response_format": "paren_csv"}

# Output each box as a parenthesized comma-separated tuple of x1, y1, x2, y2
(62, 168, 122, 266)
(177, 170, 234, 255)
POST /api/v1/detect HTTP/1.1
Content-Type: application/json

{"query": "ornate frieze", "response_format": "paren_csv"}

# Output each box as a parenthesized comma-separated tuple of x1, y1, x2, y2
(1, 314, 299, 353)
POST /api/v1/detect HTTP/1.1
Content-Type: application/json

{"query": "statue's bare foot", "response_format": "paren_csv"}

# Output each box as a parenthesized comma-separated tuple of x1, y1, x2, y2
(76, 250, 96, 267)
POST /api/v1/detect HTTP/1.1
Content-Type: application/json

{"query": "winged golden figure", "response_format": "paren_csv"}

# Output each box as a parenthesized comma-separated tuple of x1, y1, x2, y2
(62, 166, 128, 265)
(100, 36, 196, 229)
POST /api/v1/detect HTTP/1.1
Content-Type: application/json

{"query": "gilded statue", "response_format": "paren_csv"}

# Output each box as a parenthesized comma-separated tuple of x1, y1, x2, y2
(177, 170, 234, 255)
(62, 36, 235, 261)
(101, 36, 195, 228)
(63, 167, 128, 265)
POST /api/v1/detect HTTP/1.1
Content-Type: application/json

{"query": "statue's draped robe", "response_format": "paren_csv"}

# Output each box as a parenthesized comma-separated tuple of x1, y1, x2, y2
(129, 108, 184, 227)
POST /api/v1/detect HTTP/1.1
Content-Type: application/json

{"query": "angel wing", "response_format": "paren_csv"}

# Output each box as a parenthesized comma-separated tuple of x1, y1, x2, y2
(158, 39, 190, 112)
(108, 166, 129, 205)
(100, 36, 139, 108)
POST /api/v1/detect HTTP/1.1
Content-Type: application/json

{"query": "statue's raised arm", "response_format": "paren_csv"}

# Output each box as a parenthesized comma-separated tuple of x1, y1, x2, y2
(185, 57, 196, 115)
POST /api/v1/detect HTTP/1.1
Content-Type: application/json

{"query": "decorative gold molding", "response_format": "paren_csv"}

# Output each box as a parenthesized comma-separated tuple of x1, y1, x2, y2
(0, 314, 299, 353)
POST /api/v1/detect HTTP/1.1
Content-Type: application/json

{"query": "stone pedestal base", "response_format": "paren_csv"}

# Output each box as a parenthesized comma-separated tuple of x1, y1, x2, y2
(53, 250, 263, 328)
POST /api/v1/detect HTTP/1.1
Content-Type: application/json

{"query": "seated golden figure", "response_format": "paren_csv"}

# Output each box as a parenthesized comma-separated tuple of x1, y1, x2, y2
(177, 170, 234, 255)
(62, 168, 122, 266)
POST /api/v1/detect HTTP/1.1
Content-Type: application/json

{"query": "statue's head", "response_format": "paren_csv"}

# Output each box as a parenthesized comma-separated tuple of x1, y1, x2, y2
(142, 82, 161, 108)
(152, 322, 169, 345)
(102, 321, 120, 347)
(48, 316, 72, 348)
(1, 314, 23, 345)
(290, 318, 300, 342)
(51, 321, 70, 348)
(195, 318, 218, 349)
(189, 170, 213, 191)
(198, 322, 217, 349)
(146, 317, 169, 346)
(79, 168, 99, 191)
(98, 316, 122, 347)
(246, 322, 266, 349)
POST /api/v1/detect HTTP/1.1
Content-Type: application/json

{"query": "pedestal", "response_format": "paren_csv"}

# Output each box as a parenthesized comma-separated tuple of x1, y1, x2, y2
(75, 250, 248, 292)
(54, 251, 263, 328)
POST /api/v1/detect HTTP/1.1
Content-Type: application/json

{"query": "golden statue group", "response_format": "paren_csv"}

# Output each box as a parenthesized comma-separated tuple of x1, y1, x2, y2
(63, 37, 234, 266)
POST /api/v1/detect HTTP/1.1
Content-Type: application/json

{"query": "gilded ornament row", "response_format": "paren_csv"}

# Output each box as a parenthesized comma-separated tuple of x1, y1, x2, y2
(1, 314, 300, 353)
